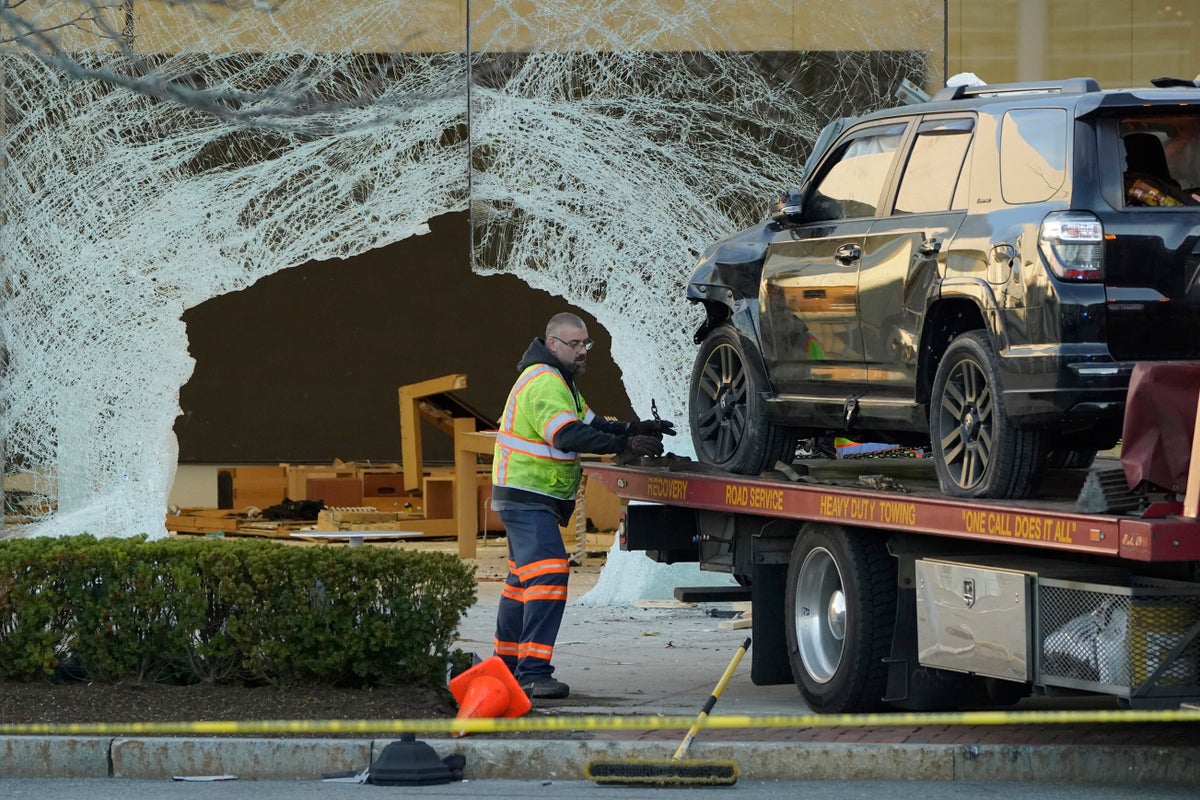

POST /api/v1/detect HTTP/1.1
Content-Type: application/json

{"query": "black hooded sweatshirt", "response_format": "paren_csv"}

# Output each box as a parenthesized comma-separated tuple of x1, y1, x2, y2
(490, 337, 631, 522)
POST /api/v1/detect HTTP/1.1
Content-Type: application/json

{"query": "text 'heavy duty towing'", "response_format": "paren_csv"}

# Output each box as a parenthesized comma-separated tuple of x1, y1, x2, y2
(583, 367, 1200, 715)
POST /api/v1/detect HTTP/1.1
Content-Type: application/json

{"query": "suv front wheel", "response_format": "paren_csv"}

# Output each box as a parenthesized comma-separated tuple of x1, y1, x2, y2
(689, 325, 795, 474)
(930, 331, 1045, 499)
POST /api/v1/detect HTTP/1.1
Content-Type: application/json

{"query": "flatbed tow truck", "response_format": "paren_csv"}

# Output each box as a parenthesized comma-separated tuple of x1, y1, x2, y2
(583, 368, 1200, 715)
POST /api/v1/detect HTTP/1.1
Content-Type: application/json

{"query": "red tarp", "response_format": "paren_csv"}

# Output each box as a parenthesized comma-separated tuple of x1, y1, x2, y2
(1121, 362, 1200, 493)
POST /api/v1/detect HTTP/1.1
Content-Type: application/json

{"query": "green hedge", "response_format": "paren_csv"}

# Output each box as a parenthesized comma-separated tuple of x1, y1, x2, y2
(0, 535, 476, 688)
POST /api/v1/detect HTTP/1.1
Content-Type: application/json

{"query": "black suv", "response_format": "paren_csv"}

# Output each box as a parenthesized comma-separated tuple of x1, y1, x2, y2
(687, 77, 1200, 499)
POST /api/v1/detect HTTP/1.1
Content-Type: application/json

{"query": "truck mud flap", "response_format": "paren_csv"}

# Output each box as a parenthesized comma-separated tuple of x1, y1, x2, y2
(883, 585, 985, 709)
(750, 562, 794, 685)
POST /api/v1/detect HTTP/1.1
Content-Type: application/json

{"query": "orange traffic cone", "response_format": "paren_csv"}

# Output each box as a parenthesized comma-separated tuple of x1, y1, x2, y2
(448, 655, 531, 737)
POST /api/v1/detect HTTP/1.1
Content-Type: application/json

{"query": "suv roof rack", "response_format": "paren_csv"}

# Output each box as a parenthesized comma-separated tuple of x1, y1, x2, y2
(1150, 76, 1200, 88)
(932, 77, 1101, 103)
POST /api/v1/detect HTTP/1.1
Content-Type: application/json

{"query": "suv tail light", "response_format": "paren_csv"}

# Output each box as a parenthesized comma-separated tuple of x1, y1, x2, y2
(1039, 211, 1104, 281)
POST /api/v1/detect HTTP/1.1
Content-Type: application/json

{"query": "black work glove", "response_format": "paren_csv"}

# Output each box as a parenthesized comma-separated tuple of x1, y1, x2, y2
(627, 419, 677, 437)
(624, 435, 664, 458)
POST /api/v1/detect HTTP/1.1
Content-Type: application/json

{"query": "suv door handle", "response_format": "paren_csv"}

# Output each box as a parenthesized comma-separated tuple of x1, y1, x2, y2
(834, 244, 862, 265)
(918, 239, 942, 255)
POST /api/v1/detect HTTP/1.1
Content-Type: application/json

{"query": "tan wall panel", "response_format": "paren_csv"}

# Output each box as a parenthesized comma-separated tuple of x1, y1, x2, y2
(471, 0, 941, 53)
(950, 0, 1200, 89)
(130, 0, 465, 54)
(21, 0, 939, 55)
(1130, 0, 1200, 85)
(946, 0, 961, 74)
(469, 0, 798, 52)
(793, 0, 941, 53)
(1044, 0, 1131, 87)
(946, 0, 1020, 84)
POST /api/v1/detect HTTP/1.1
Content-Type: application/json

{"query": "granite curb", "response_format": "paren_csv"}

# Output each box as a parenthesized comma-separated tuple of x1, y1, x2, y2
(2, 736, 1198, 784)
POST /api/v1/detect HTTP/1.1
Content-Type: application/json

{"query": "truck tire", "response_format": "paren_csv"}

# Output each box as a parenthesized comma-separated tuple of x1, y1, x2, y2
(784, 523, 896, 713)
(930, 330, 1044, 499)
(690, 325, 795, 475)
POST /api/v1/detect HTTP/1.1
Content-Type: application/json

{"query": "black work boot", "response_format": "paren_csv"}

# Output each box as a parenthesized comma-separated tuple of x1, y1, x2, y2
(520, 676, 570, 699)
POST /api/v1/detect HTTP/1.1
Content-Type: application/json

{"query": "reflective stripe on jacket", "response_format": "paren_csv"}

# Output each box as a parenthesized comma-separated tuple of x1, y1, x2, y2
(492, 364, 595, 499)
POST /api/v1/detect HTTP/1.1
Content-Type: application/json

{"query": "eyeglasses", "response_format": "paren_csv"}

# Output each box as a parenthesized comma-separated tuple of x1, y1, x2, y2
(549, 335, 594, 351)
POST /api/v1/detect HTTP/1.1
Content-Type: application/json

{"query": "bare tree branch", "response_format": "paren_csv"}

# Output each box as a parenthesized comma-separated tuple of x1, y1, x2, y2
(0, 1, 430, 133)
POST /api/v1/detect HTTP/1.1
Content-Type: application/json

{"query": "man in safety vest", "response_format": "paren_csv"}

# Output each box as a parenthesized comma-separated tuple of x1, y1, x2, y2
(491, 312, 675, 699)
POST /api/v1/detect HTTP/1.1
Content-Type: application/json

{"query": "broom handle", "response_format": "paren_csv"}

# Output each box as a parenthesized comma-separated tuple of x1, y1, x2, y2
(671, 637, 751, 761)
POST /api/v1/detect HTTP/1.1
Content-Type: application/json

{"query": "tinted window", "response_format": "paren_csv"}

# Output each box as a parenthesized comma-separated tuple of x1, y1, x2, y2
(894, 118, 974, 214)
(1118, 114, 1200, 207)
(1001, 108, 1067, 204)
(808, 123, 907, 220)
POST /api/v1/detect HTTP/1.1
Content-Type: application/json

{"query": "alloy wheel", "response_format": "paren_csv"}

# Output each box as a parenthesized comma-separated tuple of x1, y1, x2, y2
(693, 343, 748, 463)
(936, 356, 994, 491)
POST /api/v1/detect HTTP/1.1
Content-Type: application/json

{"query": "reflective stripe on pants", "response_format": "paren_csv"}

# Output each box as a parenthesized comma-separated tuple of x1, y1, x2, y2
(493, 506, 570, 683)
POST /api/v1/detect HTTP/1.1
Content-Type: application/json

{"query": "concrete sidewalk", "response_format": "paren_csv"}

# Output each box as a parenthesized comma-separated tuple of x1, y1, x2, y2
(2, 539, 1198, 783)
(454, 539, 796, 719)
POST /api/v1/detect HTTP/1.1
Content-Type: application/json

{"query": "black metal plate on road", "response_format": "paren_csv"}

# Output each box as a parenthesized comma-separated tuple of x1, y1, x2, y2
(673, 586, 753, 603)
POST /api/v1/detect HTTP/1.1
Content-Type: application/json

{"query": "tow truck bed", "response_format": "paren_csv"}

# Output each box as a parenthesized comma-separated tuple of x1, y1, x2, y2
(585, 457, 1200, 563)
(583, 455, 1200, 712)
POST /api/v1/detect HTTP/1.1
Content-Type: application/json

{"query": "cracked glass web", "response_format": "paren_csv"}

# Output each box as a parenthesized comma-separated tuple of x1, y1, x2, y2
(0, 1, 939, 537)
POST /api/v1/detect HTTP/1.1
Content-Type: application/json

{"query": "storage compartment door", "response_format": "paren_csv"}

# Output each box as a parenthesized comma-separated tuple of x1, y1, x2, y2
(916, 559, 1033, 682)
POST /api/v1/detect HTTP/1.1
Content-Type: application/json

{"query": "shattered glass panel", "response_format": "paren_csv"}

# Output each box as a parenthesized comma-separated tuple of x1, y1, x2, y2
(0, 1, 941, 537)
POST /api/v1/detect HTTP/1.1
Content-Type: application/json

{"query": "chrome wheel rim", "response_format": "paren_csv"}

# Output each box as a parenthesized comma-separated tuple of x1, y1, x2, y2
(936, 356, 993, 491)
(794, 546, 846, 684)
(693, 342, 747, 463)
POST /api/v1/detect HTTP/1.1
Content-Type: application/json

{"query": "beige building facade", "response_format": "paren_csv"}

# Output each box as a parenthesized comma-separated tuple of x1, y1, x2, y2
(97, 2, 945, 57)
(948, 0, 1200, 87)
(14, 2, 1200, 466)
(116, 1, 1200, 88)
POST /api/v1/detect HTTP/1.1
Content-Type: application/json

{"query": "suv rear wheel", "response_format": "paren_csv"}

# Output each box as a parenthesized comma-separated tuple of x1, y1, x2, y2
(689, 325, 795, 474)
(930, 330, 1045, 498)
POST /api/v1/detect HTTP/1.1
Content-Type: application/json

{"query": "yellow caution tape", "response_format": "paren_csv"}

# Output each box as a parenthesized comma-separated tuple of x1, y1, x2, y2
(1, 708, 1199, 737)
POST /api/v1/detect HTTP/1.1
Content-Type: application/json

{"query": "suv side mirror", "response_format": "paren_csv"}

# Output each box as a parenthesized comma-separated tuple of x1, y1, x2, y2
(771, 187, 804, 227)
